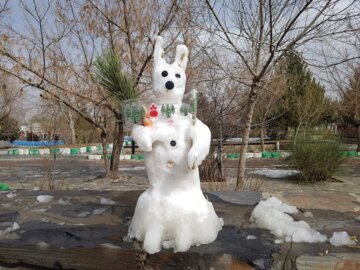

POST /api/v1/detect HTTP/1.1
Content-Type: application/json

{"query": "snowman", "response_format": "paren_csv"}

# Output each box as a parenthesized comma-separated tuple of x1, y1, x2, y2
(128, 36, 223, 254)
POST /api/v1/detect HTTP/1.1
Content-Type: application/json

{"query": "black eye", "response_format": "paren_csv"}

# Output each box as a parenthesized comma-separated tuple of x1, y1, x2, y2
(161, 71, 168, 77)
(175, 74, 181, 78)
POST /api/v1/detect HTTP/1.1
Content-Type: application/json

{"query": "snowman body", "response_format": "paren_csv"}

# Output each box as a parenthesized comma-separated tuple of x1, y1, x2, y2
(128, 37, 223, 254)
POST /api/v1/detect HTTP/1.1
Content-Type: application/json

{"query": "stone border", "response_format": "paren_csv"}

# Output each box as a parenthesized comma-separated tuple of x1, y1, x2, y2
(86, 154, 143, 160)
(5, 147, 359, 159)
(6, 143, 114, 156)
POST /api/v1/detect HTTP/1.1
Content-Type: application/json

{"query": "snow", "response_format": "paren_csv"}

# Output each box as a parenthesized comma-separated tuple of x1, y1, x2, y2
(127, 36, 223, 254)
(100, 243, 122, 249)
(120, 167, 145, 171)
(303, 211, 313, 218)
(37, 242, 49, 248)
(251, 197, 327, 243)
(246, 235, 257, 240)
(58, 198, 71, 205)
(250, 169, 299, 179)
(252, 197, 358, 246)
(12, 222, 19, 230)
(6, 192, 16, 199)
(75, 211, 90, 218)
(100, 198, 116, 205)
(329, 231, 356, 246)
(92, 208, 107, 215)
(36, 195, 53, 203)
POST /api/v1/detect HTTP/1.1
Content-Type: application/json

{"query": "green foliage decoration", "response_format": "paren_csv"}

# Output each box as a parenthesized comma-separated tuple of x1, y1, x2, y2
(124, 103, 145, 124)
(93, 49, 136, 107)
(180, 104, 190, 116)
(161, 104, 175, 118)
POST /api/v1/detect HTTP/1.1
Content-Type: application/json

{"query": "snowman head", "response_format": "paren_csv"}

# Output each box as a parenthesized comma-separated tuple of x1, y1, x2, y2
(152, 36, 188, 104)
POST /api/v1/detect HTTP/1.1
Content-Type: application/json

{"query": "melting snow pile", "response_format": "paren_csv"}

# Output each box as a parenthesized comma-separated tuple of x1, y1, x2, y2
(250, 169, 298, 179)
(37, 195, 53, 203)
(251, 197, 327, 243)
(100, 198, 116, 205)
(329, 231, 356, 246)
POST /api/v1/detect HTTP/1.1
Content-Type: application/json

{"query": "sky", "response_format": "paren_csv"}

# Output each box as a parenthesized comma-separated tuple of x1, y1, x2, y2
(3, 0, 360, 124)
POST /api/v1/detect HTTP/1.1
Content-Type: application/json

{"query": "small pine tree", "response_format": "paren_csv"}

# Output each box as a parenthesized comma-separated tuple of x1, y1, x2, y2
(93, 50, 137, 105)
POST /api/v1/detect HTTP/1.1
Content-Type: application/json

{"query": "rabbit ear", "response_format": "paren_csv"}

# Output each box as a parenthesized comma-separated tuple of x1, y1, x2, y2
(174, 44, 188, 71)
(154, 36, 166, 67)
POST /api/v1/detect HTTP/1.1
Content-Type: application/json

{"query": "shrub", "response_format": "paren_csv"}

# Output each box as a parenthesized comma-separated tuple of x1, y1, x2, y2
(289, 131, 345, 182)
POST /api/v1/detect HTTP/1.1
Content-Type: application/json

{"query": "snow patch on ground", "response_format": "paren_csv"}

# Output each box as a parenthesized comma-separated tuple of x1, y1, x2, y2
(100, 243, 122, 249)
(250, 169, 299, 179)
(37, 195, 53, 203)
(6, 192, 17, 199)
(119, 166, 145, 171)
(246, 235, 257, 240)
(303, 211, 313, 218)
(92, 208, 107, 215)
(58, 198, 71, 205)
(251, 197, 327, 243)
(329, 231, 356, 246)
(100, 198, 116, 205)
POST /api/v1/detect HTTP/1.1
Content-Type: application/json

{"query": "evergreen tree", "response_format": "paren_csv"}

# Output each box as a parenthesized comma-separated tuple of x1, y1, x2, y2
(274, 51, 326, 139)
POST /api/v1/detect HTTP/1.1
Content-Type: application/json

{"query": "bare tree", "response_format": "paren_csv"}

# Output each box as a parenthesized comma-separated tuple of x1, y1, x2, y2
(338, 66, 360, 151)
(252, 76, 286, 151)
(0, 0, 187, 178)
(194, 0, 360, 189)
(0, 75, 20, 121)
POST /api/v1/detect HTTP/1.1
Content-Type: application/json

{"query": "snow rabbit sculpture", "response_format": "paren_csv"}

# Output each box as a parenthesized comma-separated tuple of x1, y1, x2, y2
(128, 36, 223, 254)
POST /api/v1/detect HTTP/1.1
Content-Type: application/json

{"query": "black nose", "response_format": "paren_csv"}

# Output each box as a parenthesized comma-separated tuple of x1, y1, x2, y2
(165, 81, 174, 90)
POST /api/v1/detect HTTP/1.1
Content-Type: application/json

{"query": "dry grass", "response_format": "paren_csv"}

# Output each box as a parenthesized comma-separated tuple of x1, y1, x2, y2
(199, 159, 226, 182)
(236, 175, 265, 191)
(201, 175, 264, 192)
(32, 178, 66, 190)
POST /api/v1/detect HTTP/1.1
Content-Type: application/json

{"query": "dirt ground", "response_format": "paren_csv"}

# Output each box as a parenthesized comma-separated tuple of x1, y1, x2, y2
(0, 155, 358, 193)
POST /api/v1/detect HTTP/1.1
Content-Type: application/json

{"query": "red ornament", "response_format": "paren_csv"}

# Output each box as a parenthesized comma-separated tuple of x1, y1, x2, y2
(149, 103, 158, 117)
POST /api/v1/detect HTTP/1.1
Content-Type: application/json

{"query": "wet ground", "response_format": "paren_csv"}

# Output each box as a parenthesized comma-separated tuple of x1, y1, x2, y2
(0, 190, 277, 270)
(1, 188, 360, 270)
(0, 155, 360, 269)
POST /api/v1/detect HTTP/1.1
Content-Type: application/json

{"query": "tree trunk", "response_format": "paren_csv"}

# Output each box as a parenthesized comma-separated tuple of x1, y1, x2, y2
(294, 123, 301, 143)
(357, 124, 360, 152)
(69, 117, 76, 144)
(236, 89, 258, 190)
(282, 126, 289, 139)
(100, 130, 109, 176)
(217, 121, 224, 178)
(110, 118, 124, 179)
(260, 122, 265, 152)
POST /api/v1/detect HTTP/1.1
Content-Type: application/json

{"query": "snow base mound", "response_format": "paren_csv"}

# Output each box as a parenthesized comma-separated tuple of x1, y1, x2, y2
(128, 185, 223, 254)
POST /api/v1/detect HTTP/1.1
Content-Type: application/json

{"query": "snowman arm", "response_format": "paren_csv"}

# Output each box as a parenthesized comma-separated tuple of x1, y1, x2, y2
(131, 124, 153, 152)
(188, 119, 211, 168)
